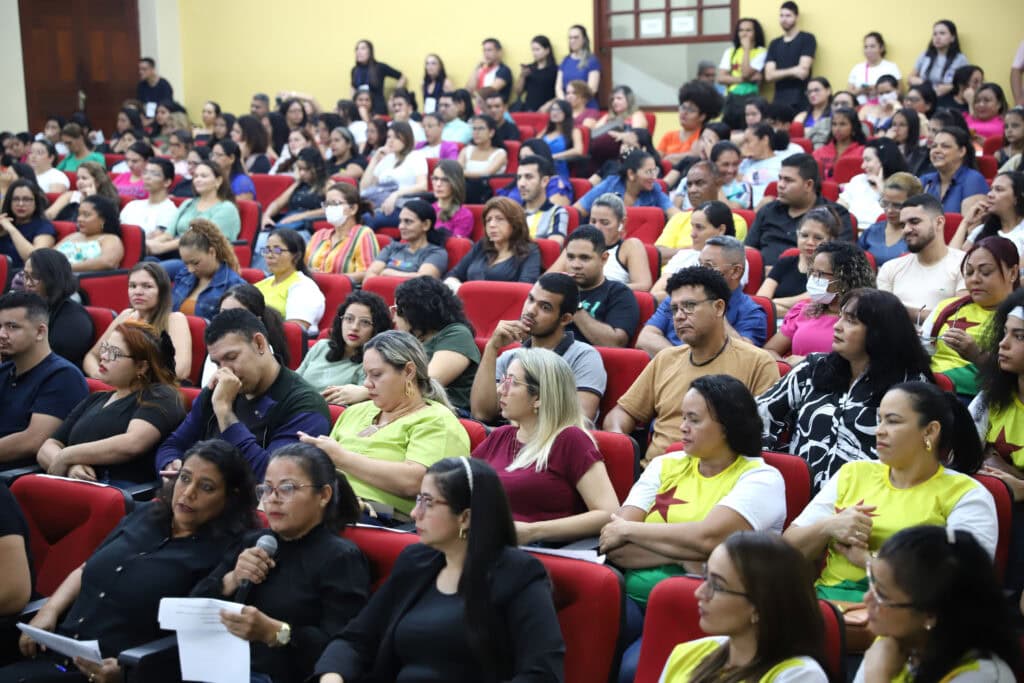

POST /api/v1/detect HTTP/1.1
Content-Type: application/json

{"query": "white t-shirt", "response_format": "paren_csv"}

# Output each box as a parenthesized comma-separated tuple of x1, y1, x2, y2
(847, 59, 902, 104)
(838, 174, 883, 227)
(282, 273, 326, 335)
(623, 452, 786, 534)
(967, 219, 1024, 258)
(391, 119, 426, 144)
(119, 197, 179, 236)
(349, 121, 368, 146)
(35, 168, 70, 192)
(373, 152, 427, 190)
(876, 248, 966, 312)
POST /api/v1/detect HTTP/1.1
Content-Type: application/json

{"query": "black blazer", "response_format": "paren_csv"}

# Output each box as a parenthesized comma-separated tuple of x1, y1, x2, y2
(312, 543, 565, 683)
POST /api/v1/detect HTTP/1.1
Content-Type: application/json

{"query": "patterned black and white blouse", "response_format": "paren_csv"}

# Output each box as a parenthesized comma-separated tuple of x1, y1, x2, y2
(756, 353, 927, 492)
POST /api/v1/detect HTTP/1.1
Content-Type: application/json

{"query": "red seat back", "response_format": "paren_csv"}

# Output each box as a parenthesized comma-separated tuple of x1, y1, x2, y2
(596, 346, 650, 424)
(179, 386, 201, 411)
(237, 200, 261, 246)
(119, 224, 144, 268)
(570, 178, 592, 204)
(536, 238, 562, 269)
(0, 254, 8, 293)
(750, 295, 776, 341)
(233, 242, 252, 268)
(633, 291, 656, 346)
(185, 316, 208, 386)
(974, 474, 1012, 580)
(11, 474, 130, 596)
(932, 372, 954, 392)
(86, 377, 113, 393)
(445, 236, 473, 271)
(282, 321, 306, 370)
(982, 137, 1004, 157)
(832, 156, 862, 185)
(777, 359, 793, 377)
(311, 273, 354, 329)
(104, 153, 125, 169)
(329, 403, 345, 426)
(341, 525, 419, 591)
(624, 207, 666, 245)
(977, 156, 997, 182)
(65, 171, 77, 189)
(363, 275, 403, 307)
(460, 281, 531, 345)
(250, 174, 294, 210)
(822, 180, 839, 202)
(762, 451, 812, 529)
(744, 247, 764, 295)
(54, 220, 77, 241)
(83, 306, 115, 346)
(78, 271, 130, 311)
(504, 140, 521, 176)
(460, 418, 488, 451)
(592, 430, 638, 504)
(943, 212, 963, 244)
(789, 121, 805, 139)
(240, 268, 265, 285)
(565, 206, 581, 235)
(510, 112, 548, 131)
(792, 137, 813, 153)
(643, 243, 660, 283)
(465, 204, 486, 242)
(426, 158, 440, 192)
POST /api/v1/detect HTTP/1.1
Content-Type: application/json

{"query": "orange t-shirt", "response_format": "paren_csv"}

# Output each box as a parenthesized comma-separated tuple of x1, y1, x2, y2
(657, 128, 700, 157)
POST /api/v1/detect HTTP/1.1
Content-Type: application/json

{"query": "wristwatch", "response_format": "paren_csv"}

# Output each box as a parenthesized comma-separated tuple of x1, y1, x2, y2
(274, 622, 291, 646)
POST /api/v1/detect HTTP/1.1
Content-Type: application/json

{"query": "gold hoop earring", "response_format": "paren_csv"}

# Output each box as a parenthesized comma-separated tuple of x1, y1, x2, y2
(405, 382, 414, 398)
(924, 440, 932, 452)
(458, 527, 468, 540)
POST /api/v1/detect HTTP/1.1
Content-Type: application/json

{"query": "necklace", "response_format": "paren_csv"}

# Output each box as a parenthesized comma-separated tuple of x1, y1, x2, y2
(357, 399, 427, 438)
(689, 336, 730, 367)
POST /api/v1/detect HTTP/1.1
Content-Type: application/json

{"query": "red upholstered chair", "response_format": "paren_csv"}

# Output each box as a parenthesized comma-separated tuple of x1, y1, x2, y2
(518, 124, 536, 140)
(536, 238, 562, 269)
(732, 209, 755, 227)
(11, 474, 131, 596)
(744, 247, 764, 295)
(53, 220, 77, 241)
(833, 156, 862, 185)
(118, 224, 144, 268)
(632, 291, 656, 345)
(643, 111, 656, 136)
(596, 346, 650, 424)
(624, 207, 667, 245)
(282, 322, 306, 370)
(762, 451, 813, 529)
(504, 141, 521, 176)
(777, 359, 793, 377)
(635, 576, 845, 683)
(792, 137, 813, 153)
(643, 243, 660, 283)
(983, 137, 1004, 157)
(240, 268, 265, 285)
(84, 306, 116, 345)
(592, 430, 638, 503)
(0, 254, 7, 293)
(179, 387, 200, 412)
(977, 156, 998, 182)
(426, 158, 440, 192)
(565, 206, 581, 235)
(943, 212, 963, 244)
(460, 281, 532, 346)
(789, 121, 805, 139)
(445, 236, 474, 271)
(250, 174, 294, 209)
(78, 271, 130, 311)
(118, 196, 132, 209)
(764, 181, 778, 199)
(974, 474, 1012, 580)
(362, 275, 403, 307)
(185, 316, 208, 386)
(822, 181, 839, 202)
(570, 178, 593, 204)
(236, 200, 262, 247)
(232, 241, 252, 268)
(329, 404, 345, 427)
(511, 112, 549, 131)
(65, 171, 77, 190)
(465, 204, 486, 242)
(341, 525, 418, 590)
(749, 295, 776, 341)
(460, 418, 488, 451)
(87, 377, 113, 393)
(375, 234, 392, 249)
(311, 273, 355, 326)
(104, 153, 125, 169)
(488, 176, 513, 196)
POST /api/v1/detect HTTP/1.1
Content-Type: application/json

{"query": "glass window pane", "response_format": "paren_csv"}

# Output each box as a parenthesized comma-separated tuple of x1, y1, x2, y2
(639, 12, 666, 38)
(669, 10, 697, 36)
(611, 41, 732, 106)
(638, 0, 665, 9)
(702, 7, 731, 35)
(608, 0, 633, 11)
(610, 14, 635, 40)
(670, 0, 696, 7)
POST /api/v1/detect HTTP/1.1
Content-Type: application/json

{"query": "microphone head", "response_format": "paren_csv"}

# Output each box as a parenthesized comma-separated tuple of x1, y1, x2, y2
(255, 534, 279, 558)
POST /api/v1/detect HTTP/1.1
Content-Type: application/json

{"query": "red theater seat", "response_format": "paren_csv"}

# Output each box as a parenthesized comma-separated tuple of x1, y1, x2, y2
(744, 247, 764, 295)
(119, 224, 144, 268)
(460, 281, 531, 346)
(362, 276, 403, 308)
(78, 271, 130, 311)
(84, 306, 116, 345)
(185, 316, 208, 386)
(251, 174, 294, 209)
(592, 430, 638, 503)
(596, 346, 650, 424)
(311, 273, 354, 324)
(624, 207, 667, 245)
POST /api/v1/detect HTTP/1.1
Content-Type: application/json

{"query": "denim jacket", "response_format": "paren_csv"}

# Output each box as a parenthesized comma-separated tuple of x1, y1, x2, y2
(171, 262, 246, 320)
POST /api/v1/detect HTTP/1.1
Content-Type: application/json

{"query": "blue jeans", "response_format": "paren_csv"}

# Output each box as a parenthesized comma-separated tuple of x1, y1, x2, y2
(617, 598, 645, 683)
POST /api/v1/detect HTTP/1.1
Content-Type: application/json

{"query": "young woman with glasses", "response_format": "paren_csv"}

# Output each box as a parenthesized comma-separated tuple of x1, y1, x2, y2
(253, 228, 325, 334)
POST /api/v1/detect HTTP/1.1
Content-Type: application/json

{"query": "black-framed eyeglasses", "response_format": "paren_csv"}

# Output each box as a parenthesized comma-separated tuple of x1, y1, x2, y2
(260, 246, 291, 256)
(255, 483, 318, 500)
(700, 566, 749, 599)
(808, 269, 835, 279)
(866, 561, 917, 609)
(98, 342, 132, 362)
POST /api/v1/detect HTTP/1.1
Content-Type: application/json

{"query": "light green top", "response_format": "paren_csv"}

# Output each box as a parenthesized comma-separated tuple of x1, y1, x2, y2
(329, 399, 470, 515)
(57, 152, 106, 172)
(297, 339, 365, 393)
(165, 198, 241, 240)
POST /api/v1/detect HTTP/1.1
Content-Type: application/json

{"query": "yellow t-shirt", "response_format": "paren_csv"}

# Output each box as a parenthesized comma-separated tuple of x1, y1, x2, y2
(328, 399, 470, 515)
(983, 395, 1024, 469)
(254, 271, 302, 319)
(660, 636, 827, 682)
(925, 297, 994, 395)
(863, 640, 1014, 682)
(655, 211, 749, 250)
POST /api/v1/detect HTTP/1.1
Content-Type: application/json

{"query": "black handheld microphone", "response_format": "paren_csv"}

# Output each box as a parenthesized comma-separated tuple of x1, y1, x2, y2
(235, 533, 278, 603)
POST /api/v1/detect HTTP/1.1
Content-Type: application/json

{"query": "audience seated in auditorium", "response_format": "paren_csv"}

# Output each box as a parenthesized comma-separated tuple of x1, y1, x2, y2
(766, 241, 876, 363)
(192, 443, 370, 683)
(474, 347, 618, 544)
(738, 124, 785, 206)
(794, 77, 832, 147)
(56, 122, 105, 172)
(120, 157, 179, 236)
(652, 200, 742, 303)
(855, 172, 921, 268)
(232, 114, 272, 175)
(255, 228, 326, 334)
(458, 114, 508, 204)
(659, 162, 749, 262)
(471, 273, 606, 425)
(756, 206, 840, 316)
(387, 88, 425, 143)
(758, 289, 933, 491)
(887, 107, 932, 177)
(361, 122, 429, 229)
(995, 107, 1024, 168)
(658, 81, 724, 166)
(444, 197, 540, 290)
(253, 148, 329, 271)
(603, 374, 786, 683)
(303, 330, 469, 520)
(365, 200, 449, 280)
(606, 268, 777, 463)
(148, 161, 241, 262)
(20, 248, 93, 367)
(848, 31, 902, 105)
(575, 150, 676, 220)
(585, 85, 650, 169)
(37, 320, 185, 486)
(515, 155, 569, 245)
(838, 139, 908, 229)
(4, 439, 258, 682)
(920, 127, 989, 215)
(112, 141, 154, 200)
(27, 140, 69, 193)
(437, 90, 474, 145)
(949, 171, 1024, 253)
(415, 112, 460, 161)
(0, 291, 87, 466)
(813, 108, 867, 181)
(430, 160, 473, 239)
(45, 161, 119, 223)
(496, 138, 574, 206)
(304, 182, 378, 282)
(157, 309, 330, 481)
(538, 100, 584, 180)
(786, 381, 996, 604)
(313, 458, 564, 682)
(54, 194, 124, 273)
(564, 79, 600, 127)
(171, 218, 246, 320)
(0, 179, 55, 269)
(483, 89, 520, 142)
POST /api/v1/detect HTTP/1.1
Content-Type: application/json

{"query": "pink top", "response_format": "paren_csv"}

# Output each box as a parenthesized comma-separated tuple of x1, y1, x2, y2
(813, 142, 864, 181)
(964, 114, 1005, 142)
(780, 299, 839, 357)
(472, 425, 601, 523)
(433, 203, 473, 239)
(113, 173, 147, 200)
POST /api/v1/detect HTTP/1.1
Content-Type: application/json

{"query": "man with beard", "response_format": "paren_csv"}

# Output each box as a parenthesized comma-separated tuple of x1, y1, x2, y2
(603, 267, 777, 465)
(878, 193, 967, 322)
(562, 226, 639, 348)
(471, 273, 607, 425)
(763, 1, 817, 110)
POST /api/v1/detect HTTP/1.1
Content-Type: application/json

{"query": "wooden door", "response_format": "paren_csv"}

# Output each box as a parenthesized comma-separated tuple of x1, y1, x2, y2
(19, 0, 140, 136)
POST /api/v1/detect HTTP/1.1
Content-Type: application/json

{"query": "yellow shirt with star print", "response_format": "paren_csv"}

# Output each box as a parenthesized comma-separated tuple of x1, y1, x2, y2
(621, 451, 785, 605)
(972, 393, 1024, 469)
(923, 298, 995, 395)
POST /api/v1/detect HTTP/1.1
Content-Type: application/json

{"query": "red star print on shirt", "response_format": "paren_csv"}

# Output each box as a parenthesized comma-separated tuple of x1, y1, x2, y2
(650, 486, 688, 522)
(989, 427, 1023, 464)
(948, 318, 979, 332)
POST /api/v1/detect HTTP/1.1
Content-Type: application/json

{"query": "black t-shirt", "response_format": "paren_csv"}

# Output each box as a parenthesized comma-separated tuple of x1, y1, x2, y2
(327, 154, 368, 177)
(567, 277, 641, 346)
(394, 585, 475, 682)
(49, 298, 94, 369)
(0, 482, 32, 588)
(136, 78, 173, 108)
(497, 120, 521, 142)
(52, 385, 186, 484)
(766, 32, 817, 108)
(247, 154, 272, 175)
(745, 196, 852, 266)
(523, 63, 558, 111)
(353, 62, 403, 115)
(766, 255, 808, 298)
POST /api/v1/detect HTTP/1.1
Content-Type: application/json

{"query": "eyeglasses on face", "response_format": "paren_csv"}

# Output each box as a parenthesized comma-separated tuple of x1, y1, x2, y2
(865, 561, 917, 609)
(342, 314, 374, 328)
(699, 566, 749, 599)
(255, 483, 317, 500)
(98, 342, 132, 362)
(260, 246, 291, 256)
(670, 299, 711, 316)
(497, 374, 531, 391)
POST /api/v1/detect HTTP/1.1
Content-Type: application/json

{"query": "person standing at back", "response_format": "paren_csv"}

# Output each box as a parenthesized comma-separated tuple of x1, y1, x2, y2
(136, 57, 173, 123)
(763, 2, 817, 111)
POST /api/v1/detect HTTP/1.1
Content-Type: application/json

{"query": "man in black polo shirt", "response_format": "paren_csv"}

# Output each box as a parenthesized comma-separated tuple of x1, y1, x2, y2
(563, 226, 640, 348)
(764, 2, 817, 111)
(136, 57, 174, 122)
(744, 153, 852, 266)
(0, 292, 87, 467)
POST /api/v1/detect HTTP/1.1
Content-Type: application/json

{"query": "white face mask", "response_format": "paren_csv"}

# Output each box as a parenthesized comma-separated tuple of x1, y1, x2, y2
(325, 204, 347, 226)
(806, 275, 836, 304)
(878, 91, 900, 106)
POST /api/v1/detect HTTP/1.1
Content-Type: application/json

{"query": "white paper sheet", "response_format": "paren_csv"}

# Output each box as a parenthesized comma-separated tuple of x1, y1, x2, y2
(524, 546, 607, 564)
(158, 598, 249, 683)
(15, 624, 103, 664)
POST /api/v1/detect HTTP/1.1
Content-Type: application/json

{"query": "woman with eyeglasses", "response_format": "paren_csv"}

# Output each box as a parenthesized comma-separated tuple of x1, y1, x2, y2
(314, 457, 564, 682)
(304, 182, 379, 282)
(856, 172, 922, 268)
(300, 331, 469, 524)
(365, 200, 449, 280)
(172, 145, 208, 199)
(7, 439, 258, 683)
(324, 127, 366, 180)
(36, 320, 185, 486)
(255, 228, 325, 334)
(0, 178, 56, 269)
(786, 381, 996, 606)
(299, 291, 391, 406)
(854, 526, 1018, 682)
(431, 159, 472, 239)
(171, 218, 246, 319)
(20, 248, 94, 367)
(148, 160, 240, 261)
(756, 207, 841, 316)
(193, 444, 370, 683)
(923, 236, 1019, 397)
(758, 289, 933, 492)
(658, 532, 827, 682)
(602, 374, 786, 683)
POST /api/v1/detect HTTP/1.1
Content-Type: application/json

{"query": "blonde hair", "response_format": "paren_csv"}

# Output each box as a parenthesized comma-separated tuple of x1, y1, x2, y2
(167, 111, 191, 132)
(506, 348, 593, 472)
(364, 330, 453, 411)
(884, 171, 924, 196)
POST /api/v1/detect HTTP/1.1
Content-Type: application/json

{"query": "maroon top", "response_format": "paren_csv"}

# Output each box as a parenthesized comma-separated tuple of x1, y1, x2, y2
(473, 425, 602, 523)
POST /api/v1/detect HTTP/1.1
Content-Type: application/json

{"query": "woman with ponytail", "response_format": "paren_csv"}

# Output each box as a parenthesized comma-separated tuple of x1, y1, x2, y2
(171, 218, 246, 320)
(785, 381, 998, 603)
(314, 457, 564, 682)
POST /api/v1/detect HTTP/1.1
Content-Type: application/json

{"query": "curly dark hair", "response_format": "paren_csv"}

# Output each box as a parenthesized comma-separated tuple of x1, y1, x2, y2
(325, 290, 392, 363)
(394, 275, 475, 338)
(665, 265, 732, 303)
(805, 241, 875, 316)
(677, 80, 724, 120)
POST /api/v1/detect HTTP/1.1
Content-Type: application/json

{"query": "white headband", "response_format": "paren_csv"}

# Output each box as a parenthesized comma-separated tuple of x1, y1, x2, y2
(1010, 306, 1024, 321)
(460, 457, 474, 495)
